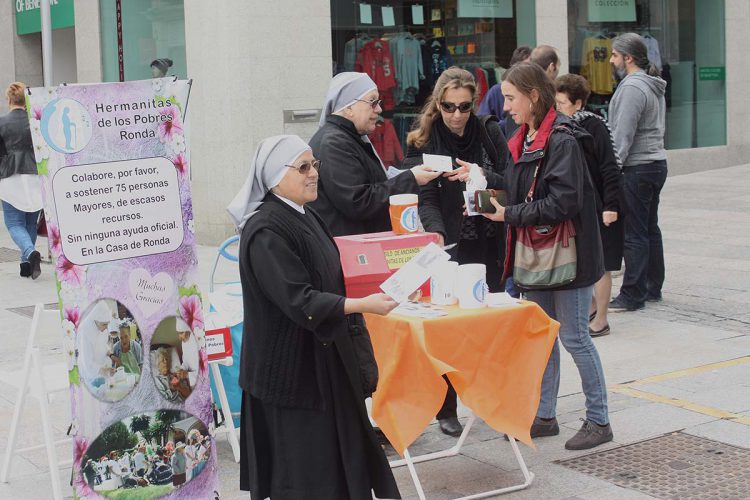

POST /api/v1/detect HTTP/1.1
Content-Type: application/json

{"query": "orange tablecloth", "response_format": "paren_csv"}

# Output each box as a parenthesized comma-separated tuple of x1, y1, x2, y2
(364, 301, 559, 455)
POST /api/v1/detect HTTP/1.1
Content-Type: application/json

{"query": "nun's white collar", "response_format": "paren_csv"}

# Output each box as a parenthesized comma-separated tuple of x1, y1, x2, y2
(273, 193, 305, 214)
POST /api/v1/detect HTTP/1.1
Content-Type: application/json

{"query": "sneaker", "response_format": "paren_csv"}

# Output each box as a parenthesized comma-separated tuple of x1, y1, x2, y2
(504, 416, 559, 441)
(608, 296, 643, 312)
(646, 293, 663, 302)
(530, 416, 560, 438)
(565, 419, 613, 450)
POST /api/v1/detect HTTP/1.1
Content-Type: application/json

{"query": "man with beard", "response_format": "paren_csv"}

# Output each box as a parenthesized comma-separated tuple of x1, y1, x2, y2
(608, 33, 668, 312)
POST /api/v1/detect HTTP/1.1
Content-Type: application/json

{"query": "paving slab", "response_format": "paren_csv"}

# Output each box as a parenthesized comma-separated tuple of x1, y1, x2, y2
(683, 419, 750, 449)
(571, 485, 657, 499)
(595, 402, 718, 444)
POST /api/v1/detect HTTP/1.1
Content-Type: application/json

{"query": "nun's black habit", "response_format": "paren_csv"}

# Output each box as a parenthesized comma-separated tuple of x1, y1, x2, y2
(227, 136, 400, 500)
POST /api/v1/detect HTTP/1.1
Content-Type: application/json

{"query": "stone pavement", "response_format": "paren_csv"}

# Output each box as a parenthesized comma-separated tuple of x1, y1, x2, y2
(0, 164, 749, 499)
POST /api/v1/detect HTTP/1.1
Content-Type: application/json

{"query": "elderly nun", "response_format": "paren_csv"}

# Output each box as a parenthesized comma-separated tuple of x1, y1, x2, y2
(227, 135, 401, 500)
(309, 72, 440, 237)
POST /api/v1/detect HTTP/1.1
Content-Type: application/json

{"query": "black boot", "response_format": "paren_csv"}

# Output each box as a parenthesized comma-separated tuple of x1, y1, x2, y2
(20, 262, 31, 277)
(28, 250, 42, 280)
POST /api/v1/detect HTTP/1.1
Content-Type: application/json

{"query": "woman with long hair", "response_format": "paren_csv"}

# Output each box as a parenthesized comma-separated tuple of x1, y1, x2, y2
(402, 67, 509, 437)
(482, 63, 613, 450)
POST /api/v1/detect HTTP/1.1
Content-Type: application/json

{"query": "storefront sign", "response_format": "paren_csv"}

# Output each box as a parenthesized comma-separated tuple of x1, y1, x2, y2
(698, 66, 725, 81)
(26, 79, 219, 498)
(587, 0, 636, 22)
(457, 0, 513, 19)
(15, 0, 75, 35)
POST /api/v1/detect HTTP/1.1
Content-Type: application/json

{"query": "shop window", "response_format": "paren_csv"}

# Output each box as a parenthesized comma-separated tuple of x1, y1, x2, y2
(331, 0, 536, 164)
(100, 0, 187, 83)
(567, 0, 726, 149)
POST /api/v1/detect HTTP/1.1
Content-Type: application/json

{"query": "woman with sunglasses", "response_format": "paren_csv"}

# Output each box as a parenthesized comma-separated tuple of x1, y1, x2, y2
(310, 72, 440, 237)
(402, 67, 509, 437)
(228, 135, 402, 500)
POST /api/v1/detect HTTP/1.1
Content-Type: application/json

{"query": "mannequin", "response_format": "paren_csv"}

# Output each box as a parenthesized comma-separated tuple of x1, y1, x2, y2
(150, 58, 173, 78)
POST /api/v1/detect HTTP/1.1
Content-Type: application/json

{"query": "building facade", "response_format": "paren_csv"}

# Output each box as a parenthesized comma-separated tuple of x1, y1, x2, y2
(0, 0, 746, 244)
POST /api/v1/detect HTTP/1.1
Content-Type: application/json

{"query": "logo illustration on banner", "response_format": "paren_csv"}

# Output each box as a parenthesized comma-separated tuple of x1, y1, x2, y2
(40, 98, 93, 153)
(473, 279, 487, 303)
(400, 206, 419, 232)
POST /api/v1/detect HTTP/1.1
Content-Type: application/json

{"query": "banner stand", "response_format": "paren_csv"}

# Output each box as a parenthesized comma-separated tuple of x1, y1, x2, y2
(1, 304, 72, 500)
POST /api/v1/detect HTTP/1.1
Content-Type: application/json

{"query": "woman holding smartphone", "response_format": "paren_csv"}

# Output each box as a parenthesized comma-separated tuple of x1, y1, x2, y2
(402, 67, 509, 437)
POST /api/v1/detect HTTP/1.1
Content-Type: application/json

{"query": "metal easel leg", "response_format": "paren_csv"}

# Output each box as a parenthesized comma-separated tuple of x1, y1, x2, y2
(33, 348, 63, 500)
(210, 363, 240, 462)
(1, 304, 40, 483)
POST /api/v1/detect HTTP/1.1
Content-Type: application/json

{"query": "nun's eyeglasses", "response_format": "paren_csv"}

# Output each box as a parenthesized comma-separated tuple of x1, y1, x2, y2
(286, 159, 320, 175)
(355, 98, 383, 109)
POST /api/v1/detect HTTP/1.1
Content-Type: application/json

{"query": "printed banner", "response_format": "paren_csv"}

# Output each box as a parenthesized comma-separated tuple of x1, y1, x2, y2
(26, 79, 219, 500)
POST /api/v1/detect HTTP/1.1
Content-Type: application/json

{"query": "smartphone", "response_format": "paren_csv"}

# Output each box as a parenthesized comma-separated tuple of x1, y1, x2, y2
(475, 189, 508, 214)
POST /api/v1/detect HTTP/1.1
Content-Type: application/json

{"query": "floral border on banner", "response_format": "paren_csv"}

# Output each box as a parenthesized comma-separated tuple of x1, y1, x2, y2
(26, 79, 218, 500)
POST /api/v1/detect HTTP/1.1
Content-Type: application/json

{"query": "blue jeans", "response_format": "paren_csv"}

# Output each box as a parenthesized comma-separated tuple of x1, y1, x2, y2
(505, 276, 520, 298)
(526, 285, 609, 425)
(2, 200, 40, 262)
(620, 161, 668, 307)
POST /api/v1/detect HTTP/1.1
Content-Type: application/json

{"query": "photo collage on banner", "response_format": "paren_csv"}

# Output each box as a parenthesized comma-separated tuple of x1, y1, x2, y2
(26, 78, 218, 499)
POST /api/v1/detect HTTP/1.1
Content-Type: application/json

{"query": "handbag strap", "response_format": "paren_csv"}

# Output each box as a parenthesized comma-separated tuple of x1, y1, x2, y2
(525, 164, 541, 203)
(524, 124, 568, 202)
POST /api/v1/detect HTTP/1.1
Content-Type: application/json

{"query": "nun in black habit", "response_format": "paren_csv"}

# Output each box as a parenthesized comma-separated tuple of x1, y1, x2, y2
(227, 135, 401, 500)
(309, 72, 441, 236)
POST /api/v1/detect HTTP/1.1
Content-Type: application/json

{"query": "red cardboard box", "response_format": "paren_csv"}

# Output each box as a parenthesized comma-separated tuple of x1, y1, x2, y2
(334, 231, 441, 298)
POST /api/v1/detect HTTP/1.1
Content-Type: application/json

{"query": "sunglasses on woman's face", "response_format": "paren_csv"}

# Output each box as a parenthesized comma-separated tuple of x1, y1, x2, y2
(440, 101, 473, 113)
(286, 159, 321, 175)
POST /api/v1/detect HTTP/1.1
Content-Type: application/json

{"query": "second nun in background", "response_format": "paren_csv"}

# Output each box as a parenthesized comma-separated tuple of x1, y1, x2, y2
(310, 72, 440, 236)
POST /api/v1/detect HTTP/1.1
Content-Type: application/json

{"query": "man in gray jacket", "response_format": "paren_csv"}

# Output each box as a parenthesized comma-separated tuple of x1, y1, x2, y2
(608, 33, 668, 311)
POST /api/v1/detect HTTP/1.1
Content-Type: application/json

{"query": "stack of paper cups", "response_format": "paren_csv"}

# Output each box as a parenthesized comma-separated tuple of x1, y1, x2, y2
(430, 261, 459, 305)
(455, 264, 487, 309)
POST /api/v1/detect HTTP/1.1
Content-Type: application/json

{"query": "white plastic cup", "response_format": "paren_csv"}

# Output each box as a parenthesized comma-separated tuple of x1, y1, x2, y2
(455, 264, 487, 309)
(430, 261, 459, 305)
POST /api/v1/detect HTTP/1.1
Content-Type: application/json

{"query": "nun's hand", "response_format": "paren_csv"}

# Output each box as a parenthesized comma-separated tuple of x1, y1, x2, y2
(602, 211, 618, 226)
(411, 165, 442, 186)
(364, 293, 399, 315)
(345, 293, 399, 316)
(444, 159, 468, 182)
